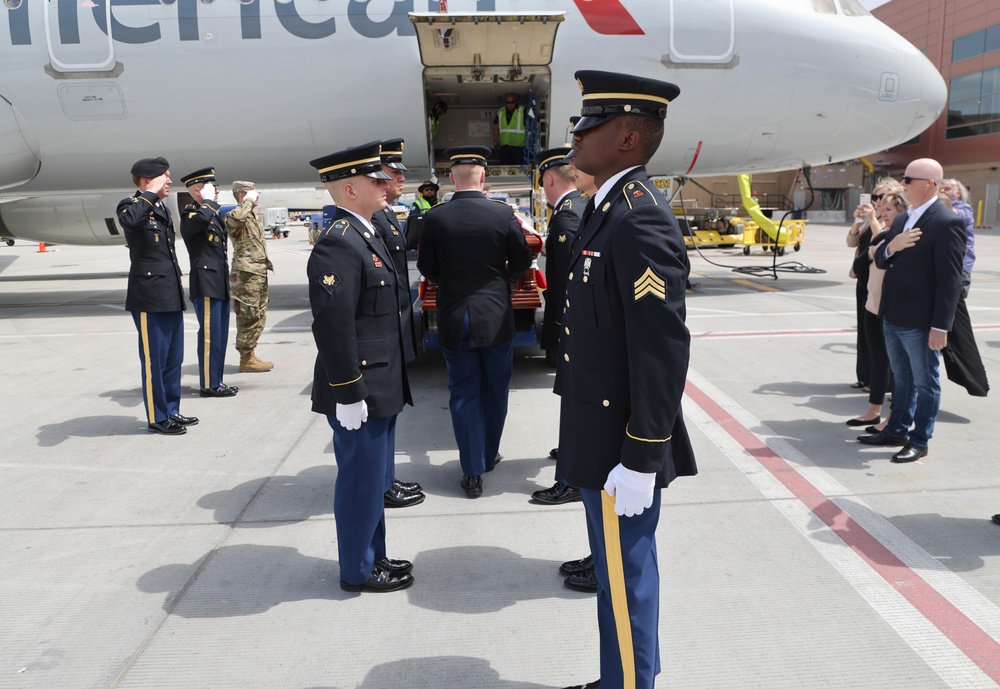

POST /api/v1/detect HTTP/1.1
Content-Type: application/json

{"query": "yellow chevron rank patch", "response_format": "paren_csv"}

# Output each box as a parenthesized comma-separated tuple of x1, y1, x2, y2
(633, 266, 666, 301)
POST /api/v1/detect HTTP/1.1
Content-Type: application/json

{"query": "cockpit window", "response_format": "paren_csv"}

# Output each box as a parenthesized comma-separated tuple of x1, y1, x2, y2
(838, 0, 870, 17)
(811, 0, 836, 14)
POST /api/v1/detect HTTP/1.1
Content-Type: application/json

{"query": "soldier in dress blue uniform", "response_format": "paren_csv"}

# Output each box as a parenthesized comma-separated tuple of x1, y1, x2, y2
(371, 138, 425, 510)
(554, 71, 697, 689)
(178, 167, 238, 399)
(307, 141, 415, 593)
(417, 146, 532, 498)
(116, 157, 198, 436)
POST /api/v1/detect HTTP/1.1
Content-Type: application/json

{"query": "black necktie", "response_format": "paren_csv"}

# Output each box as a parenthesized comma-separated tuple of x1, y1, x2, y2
(581, 197, 596, 226)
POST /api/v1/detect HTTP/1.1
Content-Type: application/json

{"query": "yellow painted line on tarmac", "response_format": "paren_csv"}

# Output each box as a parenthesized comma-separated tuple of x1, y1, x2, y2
(732, 278, 780, 292)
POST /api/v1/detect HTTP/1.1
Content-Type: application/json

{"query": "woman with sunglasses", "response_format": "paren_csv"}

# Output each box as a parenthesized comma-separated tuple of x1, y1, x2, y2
(846, 179, 903, 399)
(849, 191, 910, 430)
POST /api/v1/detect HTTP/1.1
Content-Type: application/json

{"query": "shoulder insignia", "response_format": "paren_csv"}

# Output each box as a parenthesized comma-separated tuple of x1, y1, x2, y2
(623, 181, 659, 209)
(634, 266, 666, 302)
(559, 198, 573, 211)
(187, 212, 196, 219)
(333, 219, 350, 235)
(319, 273, 341, 293)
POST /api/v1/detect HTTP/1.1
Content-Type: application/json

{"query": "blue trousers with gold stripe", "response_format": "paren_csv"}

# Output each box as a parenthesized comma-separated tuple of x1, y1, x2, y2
(581, 487, 662, 689)
(191, 296, 231, 390)
(328, 414, 396, 586)
(131, 311, 184, 424)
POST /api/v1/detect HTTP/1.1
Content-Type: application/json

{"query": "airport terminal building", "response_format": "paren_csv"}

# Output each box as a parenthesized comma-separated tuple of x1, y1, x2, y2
(872, 0, 1000, 226)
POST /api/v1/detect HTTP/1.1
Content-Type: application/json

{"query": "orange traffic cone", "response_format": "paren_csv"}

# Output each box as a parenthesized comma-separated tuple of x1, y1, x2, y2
(37, 242, 47, 253)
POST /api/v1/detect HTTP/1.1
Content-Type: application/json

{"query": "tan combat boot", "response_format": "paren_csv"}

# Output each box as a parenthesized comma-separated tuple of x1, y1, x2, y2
(251, 353, 274, 371)
(240, 351, 273, 373)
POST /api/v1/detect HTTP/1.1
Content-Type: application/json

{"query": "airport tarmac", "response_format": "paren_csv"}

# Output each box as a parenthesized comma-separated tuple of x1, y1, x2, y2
(1, 221, 998, 689)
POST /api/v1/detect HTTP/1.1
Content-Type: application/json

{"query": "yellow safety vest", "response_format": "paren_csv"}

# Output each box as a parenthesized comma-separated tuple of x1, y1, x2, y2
(497, 106, 526, 147)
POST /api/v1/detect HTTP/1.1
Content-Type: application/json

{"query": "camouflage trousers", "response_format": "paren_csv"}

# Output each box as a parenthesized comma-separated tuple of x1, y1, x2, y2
(231, 271, 269, 354)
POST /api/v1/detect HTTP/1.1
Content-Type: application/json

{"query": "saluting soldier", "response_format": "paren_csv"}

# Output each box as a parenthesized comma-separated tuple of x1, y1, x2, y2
(307, 141, 414, 593)
(371, 138, 425, 510)
(116, 157, 198, 436)
(417, 146, 532, 498)
(226, 180, 274, 373)
(532, 147, 585, 510)
(178, 167, 238, 398)
(554, 71, 697, 689)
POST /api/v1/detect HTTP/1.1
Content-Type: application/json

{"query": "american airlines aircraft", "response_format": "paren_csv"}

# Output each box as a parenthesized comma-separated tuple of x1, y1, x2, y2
(0, 0, 945, 245)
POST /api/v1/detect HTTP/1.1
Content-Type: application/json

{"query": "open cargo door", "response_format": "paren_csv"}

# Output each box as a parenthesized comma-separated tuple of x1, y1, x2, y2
(409, 12, 565, 180)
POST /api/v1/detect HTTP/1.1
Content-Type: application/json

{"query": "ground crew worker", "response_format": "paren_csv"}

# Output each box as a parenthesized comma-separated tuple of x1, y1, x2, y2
(553, 71, 697, 689)
(179, 167, 238, 398)
(225, 181, 274, 373)
(416, 145, 531, 498)
(307, 141, 414, 593)
(372, 138, 425, 510)
(493, 92, 527, 165)
(429, 100, 448, 139)
(116, 157, 197, 436)
(410, 181, 439, 214)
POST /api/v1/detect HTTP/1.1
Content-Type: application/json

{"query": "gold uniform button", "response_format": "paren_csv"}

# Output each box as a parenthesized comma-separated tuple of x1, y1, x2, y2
(568, 272, 574, 280)
(565, 299, 570, 308)
(564, 353, 570, 362)
(583, 276, 589, 283)
(380, 280, 385, 286)
(361, 360, 367, 366)
(602, 400, 610, 407)
(564, 326, 570, 335)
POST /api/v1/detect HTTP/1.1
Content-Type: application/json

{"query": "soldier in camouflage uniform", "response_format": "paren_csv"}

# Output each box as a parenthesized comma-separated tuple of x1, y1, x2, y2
(225, 181, 274, 372)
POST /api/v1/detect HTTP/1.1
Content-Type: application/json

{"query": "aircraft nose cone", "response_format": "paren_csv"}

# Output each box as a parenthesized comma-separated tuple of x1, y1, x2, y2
(885, 31, 948, 142)
(913, 60, 948, 137)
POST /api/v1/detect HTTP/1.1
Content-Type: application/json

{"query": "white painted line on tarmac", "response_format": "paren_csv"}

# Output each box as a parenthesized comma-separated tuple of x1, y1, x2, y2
(684, 368, 1000, 687)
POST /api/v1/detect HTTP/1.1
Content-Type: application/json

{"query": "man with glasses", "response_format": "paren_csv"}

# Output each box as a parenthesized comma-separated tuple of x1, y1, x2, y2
(860, 159, 967, 463)
(493, 92, 527, 166)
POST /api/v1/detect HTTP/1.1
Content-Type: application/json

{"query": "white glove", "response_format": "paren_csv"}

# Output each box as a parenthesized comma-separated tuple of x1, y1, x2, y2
(200, 183, 215, 200)
(335, 400, 368, 430)
(603, 463, 656, 517)
(245, 189, 259, 203)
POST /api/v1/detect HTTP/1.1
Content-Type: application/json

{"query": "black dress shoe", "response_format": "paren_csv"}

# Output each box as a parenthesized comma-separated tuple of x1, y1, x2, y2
(220, 382, 239, 393)
(559, 554, 593, 576)
(169, 413, 199, 426)
(864, 425, 880, 434)
(562, 681, 600, 689)
(200, 385, 238, 397)
(147, 419, 186, 435)
(846, 416, 880, 427)
(384, 484, 425, 508)
(565, 567, 599, 592)
(548, 448, 558, 460)
(891, 444, 928, 463)
(531, 482, 582, 505)
(991, 514, 1000, 526)
(857, 430, 908, 446)
(393, 478, 422, 493)
(461, 475, 483, 498)
(486, 453, 502, 472)
(377, 557, 413, 575)
(340, 566, 413, 593)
